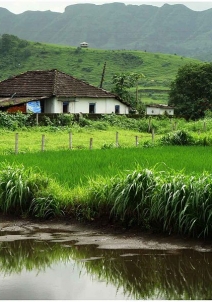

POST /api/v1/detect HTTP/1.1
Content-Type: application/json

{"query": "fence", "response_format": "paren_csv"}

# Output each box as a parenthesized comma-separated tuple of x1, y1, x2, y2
(13, 131, 155, 154)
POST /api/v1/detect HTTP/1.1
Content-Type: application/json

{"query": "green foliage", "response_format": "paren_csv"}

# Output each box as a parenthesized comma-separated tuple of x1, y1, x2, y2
(0, 35, 199, 95)
(70, 165, 212, 238)
(108, 169, 156, 226)
(1, 146, 212, 238)
(30, 195, 63, 219)
(0, 162, 45, 215)
(151, 170, 212, 238)
(0, 112, 32, 129)
(0, 162, 64, 218)
(111, 72, 145, 107)
(160, 130, 195, 146)
(169, 63, 212, 119)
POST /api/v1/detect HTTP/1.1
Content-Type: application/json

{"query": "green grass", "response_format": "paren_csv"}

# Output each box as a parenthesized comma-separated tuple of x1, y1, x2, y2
(0, 146, 212, 238)
(0, 115, 212, 237)
(0, 38, 201, 100)
(0, 146, 211, 188)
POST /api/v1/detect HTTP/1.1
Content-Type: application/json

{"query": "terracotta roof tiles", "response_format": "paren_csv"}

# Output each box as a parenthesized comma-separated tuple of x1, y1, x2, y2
(0, 69, 121, 100)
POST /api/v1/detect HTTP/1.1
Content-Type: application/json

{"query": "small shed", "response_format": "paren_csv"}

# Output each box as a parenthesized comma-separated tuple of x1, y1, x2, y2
(146, 104, 174, 116)
(80, 42, 88, 48)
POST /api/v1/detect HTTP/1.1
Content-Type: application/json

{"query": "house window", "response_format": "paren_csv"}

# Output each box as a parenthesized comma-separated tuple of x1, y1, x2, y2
(89, 103, 96, 114)
(115, 105, 120, 114)
(40, 100, 45, 113)
(63, 102, 69, 113)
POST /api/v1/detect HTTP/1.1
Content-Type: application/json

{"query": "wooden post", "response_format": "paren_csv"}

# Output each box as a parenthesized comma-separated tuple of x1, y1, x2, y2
(90, 138, 93, 150)
(15, 133, 19, 155)
(174, 121, 177, 131)
(36, 113, 39, 126)
(69, 132, 72, 149)
(152, 128, 155, 143)
(41, 134, 45, 151)
(135, 135, 138, 147)
(116, 132, 119, 147)
(203, 121, 206, 132)
(148, 117, 151, 132)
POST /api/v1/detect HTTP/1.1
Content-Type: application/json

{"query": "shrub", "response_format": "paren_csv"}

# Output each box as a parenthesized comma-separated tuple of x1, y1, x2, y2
(160, 130, 195, 146)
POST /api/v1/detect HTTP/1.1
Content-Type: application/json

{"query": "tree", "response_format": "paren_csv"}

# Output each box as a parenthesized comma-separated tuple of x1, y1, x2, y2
(111, 72, 145, 109)
(168, 63, 212, 119)
(0, 34, 17, 54)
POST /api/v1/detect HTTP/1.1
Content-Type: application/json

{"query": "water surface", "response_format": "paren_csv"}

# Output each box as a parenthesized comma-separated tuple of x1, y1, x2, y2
(0, 233, 211, 299)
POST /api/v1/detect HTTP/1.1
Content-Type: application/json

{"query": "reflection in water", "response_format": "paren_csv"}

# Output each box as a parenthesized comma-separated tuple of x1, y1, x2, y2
(0, 237, 211, 299)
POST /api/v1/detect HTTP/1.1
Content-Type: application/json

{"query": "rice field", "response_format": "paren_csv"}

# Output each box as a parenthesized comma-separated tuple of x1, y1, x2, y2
(0, 125, 212, 238)
(0, 146, 211, 188)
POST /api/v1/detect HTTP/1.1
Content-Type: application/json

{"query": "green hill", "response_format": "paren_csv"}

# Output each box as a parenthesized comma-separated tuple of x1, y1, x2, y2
(0, 34, 201, 104)
(1, 3, 212, 61)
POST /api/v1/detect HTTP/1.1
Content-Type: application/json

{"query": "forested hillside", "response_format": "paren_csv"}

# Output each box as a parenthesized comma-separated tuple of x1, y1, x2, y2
(0, 3, 212, 61)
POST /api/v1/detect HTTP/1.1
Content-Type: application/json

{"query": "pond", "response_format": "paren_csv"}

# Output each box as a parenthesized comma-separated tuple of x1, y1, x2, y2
(0, 229, 211, 300)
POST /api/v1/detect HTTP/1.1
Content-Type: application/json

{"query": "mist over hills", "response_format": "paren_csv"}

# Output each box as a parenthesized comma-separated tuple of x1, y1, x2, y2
(0, 2, 212, 61)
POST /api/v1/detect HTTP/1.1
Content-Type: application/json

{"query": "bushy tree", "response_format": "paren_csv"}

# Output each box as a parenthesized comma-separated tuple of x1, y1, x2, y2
(168, 63, 212, 119)
(111, 72, 144, 109)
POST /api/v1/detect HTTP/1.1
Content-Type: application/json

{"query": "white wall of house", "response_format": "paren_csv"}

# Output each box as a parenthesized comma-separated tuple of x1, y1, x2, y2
(69, 97, 129, 114)
(146, 106, 174, 116)
(44, 97, 62, 113)
(44, 97, 129, 114)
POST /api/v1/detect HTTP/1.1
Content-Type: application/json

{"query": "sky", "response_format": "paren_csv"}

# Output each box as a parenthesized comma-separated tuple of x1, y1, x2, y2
(0, 0, 212, 14)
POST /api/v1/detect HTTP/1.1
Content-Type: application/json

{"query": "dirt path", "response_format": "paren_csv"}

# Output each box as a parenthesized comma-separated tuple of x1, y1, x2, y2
(0, 217, 212, 251)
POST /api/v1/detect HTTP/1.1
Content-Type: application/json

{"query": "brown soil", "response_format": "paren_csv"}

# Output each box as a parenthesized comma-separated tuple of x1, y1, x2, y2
(0, 216, 212, 251)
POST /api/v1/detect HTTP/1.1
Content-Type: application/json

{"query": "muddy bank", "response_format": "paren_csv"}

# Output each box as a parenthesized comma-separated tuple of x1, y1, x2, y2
(0, 216, 212, 251)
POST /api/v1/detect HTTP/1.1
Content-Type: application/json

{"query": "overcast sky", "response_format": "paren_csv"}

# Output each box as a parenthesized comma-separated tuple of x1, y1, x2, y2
(0, 1, 212, 14)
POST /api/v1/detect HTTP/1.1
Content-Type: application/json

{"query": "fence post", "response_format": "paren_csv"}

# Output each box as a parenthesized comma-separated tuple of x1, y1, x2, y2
(90, 138, 93, 150)
(152, 128, 155, 143)
(15, 133, 19, 155)
(36, 113, 39, 126)
(148, 117, 152, 132)
(116, 132, 119, 147)
(69, 132, 72, 149)
(203, 121, 206, 132)
(41, 134, 45, 151)
(135, 135, 138, 147)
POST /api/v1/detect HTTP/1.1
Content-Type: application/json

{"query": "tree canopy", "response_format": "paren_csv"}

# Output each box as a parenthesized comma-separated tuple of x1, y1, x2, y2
(168, 63, 212, 119)
(111, 72, 145, 110)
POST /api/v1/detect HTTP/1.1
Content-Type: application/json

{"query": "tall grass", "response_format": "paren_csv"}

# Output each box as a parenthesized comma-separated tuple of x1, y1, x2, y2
(0, 162, 65, 218)
(73, 166, 212, 238)
(0, 160, 212, 238)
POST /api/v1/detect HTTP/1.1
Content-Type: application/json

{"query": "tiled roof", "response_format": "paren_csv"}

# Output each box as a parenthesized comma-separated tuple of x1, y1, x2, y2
(0, 69, 124, 101)
(146, 104, 174, 109)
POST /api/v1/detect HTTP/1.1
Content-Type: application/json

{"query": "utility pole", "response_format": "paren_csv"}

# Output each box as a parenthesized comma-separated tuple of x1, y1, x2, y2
(99, 62, 106, 88)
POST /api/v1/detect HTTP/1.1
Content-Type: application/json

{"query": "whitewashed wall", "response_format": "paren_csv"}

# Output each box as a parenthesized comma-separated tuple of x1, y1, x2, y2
(69, 97, 129, 114)
(44, 97, 129, 114)
(44, 97, 62, 113)
(146, 106, 174, 116)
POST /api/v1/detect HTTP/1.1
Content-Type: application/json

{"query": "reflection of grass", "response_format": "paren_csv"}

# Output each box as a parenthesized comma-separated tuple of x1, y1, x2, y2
(0, 239, 212, 300)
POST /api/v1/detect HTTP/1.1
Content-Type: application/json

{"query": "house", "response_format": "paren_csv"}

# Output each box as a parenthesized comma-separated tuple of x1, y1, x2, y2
(80, 42, 88, 48)
(0, 69, 130, 114)
(146, 104, 174, 116)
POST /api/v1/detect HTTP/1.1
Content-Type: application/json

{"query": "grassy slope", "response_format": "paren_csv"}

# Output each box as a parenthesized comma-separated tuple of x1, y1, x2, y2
(0, 39, 201, 104)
